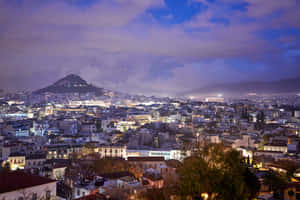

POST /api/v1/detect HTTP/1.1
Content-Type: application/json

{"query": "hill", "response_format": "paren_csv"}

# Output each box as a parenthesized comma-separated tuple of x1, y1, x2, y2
(33, 74, 103, 96)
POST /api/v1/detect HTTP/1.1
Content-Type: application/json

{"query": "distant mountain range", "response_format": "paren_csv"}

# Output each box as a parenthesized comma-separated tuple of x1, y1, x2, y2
(186, 77, 300, 96)
(33, 74, 300, 98)
(33, 74, 104, 96)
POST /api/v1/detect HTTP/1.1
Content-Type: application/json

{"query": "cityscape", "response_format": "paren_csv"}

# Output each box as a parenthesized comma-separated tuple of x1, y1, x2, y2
(1, 1, 300, 200)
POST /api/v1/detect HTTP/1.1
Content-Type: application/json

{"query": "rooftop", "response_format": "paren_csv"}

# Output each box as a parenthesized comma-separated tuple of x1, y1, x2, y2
(128, 157, 165, 162)
(73, 193, 107, 200)
(0, 171, 56, 194)
(99, 171, 134, 180)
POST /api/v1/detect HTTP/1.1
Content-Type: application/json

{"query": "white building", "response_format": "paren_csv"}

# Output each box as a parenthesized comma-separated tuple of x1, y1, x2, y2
(94, 145, 127, 158)
(232, 135, 257, 149)
(205, 97, 225, 103)
(263, 143, 287, 153)
(126, 149, 188, 161)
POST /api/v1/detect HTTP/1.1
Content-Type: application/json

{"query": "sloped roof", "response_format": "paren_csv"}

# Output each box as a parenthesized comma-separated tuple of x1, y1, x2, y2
(0, 171, 56, 194)
(128, 157, 165, 162)
(99, 171, 134, 180)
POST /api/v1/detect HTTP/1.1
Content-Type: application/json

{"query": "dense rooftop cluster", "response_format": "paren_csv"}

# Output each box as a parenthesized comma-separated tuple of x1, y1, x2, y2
(1, 76, 300, 200)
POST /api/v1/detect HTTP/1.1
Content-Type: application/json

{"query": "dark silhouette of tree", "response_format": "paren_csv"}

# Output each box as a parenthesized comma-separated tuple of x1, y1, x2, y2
(177, 144, 260, 200)
(139, 189, 167, 200)
(288, 189, 295, 198)
(263, 171, 288, 199)
(282, 160, 300, 180)
(243, 167, 261, 199)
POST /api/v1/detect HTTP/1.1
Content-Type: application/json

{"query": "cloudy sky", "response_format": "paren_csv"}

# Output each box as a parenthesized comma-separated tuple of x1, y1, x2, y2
(0, 0, 300, 96)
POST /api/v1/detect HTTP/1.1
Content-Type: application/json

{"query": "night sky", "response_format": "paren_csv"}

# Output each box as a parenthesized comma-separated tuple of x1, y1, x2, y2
(0, 0, 300, 96)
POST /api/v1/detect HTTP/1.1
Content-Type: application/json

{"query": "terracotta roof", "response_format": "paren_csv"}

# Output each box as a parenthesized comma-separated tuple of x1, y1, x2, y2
(0, 171, 56, 194)
(128, 157, 165, 162)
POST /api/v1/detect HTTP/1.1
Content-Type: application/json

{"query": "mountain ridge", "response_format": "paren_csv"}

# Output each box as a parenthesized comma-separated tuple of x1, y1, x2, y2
(186, 76, 300, 96)
(33, 74, 104, 96)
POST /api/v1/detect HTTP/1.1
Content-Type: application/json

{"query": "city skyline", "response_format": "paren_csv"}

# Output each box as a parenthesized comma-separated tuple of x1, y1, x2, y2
(2, 2, 300, 198)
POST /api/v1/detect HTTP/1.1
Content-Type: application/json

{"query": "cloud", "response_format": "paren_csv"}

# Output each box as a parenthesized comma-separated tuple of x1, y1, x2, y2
(0, 0, 299, 96)
(244, 0, 296, 18)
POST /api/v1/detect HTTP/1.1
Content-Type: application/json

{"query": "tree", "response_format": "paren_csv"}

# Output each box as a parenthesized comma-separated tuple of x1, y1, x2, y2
(139, 189, 167, 200)
(177, 144, 260, 200)
(263, 171, 288, 199)
(243, 167, 261, 199)
(139, 187, 180, 200)
(2, 162, 11, 172)
(92, 158, 129, 174)
(283, 160, 300, 180)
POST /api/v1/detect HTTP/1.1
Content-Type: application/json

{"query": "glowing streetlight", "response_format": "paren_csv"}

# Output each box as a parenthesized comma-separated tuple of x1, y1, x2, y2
(201, 193, 209, 200)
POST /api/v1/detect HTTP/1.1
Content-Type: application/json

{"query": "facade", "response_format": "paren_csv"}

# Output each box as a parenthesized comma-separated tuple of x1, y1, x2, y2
(1, 143, 24, 161)
(80, 123, 97, 133)
(46, 144, 82, 159)
(126, 149, 187, 161)
(94, 145, 127, 158)
(264, 144, 288, 153)
(128, 157, 165, 172)
(25, 155, 46, 170)
(7, 155, 26, 170)
(52, 166, 67, 180)
(232, 135, 257, 149)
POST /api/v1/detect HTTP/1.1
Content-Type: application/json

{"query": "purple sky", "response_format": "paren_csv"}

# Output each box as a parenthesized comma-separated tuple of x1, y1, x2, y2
(0, 0, 300, 96)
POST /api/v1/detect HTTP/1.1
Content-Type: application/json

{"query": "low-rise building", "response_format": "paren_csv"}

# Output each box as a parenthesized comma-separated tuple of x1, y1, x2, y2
(128, 157, 165, 172)
(25, 154, 46, 170)
(94, 145, 127, 159)
(264, 143, 287, 153)
(0, 171, 57, 200)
